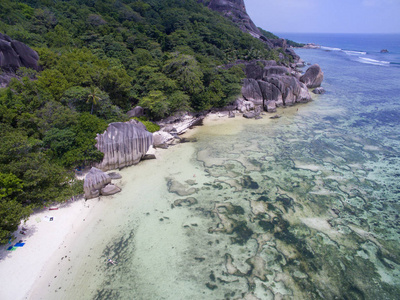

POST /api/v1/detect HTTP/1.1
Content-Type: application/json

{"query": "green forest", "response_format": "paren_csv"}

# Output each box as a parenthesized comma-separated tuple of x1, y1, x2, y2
(0, 0, 289, 244)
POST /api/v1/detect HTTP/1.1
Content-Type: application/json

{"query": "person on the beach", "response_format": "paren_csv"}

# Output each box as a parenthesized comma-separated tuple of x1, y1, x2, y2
(108, 258, 116, 265)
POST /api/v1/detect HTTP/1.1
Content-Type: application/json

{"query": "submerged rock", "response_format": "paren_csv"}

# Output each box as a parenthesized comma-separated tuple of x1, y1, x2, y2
(168, 178, 199, 196)
(95, 119, 153, 171)
(313, 87, 326, 94)
(173, 197, 198, 207)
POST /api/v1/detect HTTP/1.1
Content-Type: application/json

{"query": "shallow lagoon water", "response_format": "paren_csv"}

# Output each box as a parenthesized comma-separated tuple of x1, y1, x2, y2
(36, 43, 400, 299)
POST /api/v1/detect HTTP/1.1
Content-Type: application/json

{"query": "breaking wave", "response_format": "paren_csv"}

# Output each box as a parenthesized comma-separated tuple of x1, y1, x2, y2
(343, 50, 367, 56)
(357, 57, 391, 66)
(319, 45, 396, 67)
(321, 46, 342, 51)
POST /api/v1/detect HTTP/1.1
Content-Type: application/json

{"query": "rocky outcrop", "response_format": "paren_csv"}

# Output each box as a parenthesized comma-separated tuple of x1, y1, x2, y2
(198, 1, 301, 63)
(153, 131, 175, 148)
(157, 112, 204, 135)
(312, 87, 326, 94)
(198, 0, 269, 44)
(84, 168, 121, 199)
(0, 33, 40, 72)
(239, 60, 312, 112)
(95, 119, 153, 171)
(100, 184, 121, 196)
(241, 78, 263, 105)
(126, 106, 144, 118)
(84, 167, 112, 199)
(300, 64, 324, 88)
(234, 98, 255, 113)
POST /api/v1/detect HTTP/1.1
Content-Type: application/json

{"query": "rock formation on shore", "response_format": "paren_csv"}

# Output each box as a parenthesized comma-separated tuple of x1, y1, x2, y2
(95, 119, 153, 171)
(84, 167, 121, 199)
(300, 64, 324, 88)
(239, 60, 312, 112)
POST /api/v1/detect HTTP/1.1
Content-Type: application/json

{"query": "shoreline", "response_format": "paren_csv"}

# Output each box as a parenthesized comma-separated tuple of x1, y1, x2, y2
(0, 109, 293, 299)
(0, 197, 107, 299)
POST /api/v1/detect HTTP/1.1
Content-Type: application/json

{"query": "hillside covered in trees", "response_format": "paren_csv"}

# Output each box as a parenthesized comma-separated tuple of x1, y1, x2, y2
(0, 0, 292, 243)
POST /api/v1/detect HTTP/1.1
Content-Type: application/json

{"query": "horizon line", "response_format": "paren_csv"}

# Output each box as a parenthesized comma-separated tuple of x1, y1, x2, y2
(274, 32, 400, 35)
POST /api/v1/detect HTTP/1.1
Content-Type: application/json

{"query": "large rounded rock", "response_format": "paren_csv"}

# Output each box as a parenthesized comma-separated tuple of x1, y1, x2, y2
(235, 99, 255, 113)
(263, 65, 288, 77)
(153, 131, 175, 148)
(241, 78, 263, 104)
(264, 100, 277, 113)
(84, 167, 112, 199)
(100, 184, 121, 196)
(243, 111, 257, 119)
(0, 33, 40, 71)
(300, 64, 324, 88)
(95, 119, 153, 171)
(258, 80, 282, 104)
(313, 87, 326, 94)
(126, 106, 144, 118)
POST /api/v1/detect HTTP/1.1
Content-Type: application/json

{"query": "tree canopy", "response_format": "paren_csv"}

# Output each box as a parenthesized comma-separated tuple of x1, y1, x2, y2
(0, 0, 288, 243)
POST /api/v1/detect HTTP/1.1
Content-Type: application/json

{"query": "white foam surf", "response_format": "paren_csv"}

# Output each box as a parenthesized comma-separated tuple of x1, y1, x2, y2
(357, 57, 391, 66)
(343, 50, 367, 56)
(321, 46, 342, 51)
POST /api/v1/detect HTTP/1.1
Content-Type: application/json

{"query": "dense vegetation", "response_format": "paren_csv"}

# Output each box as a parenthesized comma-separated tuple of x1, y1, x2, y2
(258, 27, 305, 48)
(0, 0, 286, 244)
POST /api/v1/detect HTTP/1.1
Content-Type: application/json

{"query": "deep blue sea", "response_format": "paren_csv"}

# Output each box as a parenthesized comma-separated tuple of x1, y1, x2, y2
(40, 34, 400, 299)
(280, 32, 400, 67)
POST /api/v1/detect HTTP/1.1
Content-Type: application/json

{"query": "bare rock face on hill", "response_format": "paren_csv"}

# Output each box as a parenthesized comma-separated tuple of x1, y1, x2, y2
(95, 119, 153, 171)
(199, 0, 274, 48)
(0, 33, 40, 71)
(201, 0, 260, 36)
(300, 64, 324, 88)
(240, 60, 312, 112)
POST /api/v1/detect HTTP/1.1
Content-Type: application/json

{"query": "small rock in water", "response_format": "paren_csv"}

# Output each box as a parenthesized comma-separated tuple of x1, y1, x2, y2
(195, 257, 205, 262)
(270, 114, 281, 119)
(205, 282, 218, 290)
(312, 87, 326, 94)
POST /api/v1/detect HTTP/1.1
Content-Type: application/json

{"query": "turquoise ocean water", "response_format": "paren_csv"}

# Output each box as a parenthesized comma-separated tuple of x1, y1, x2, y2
(42, 34, 400, 299)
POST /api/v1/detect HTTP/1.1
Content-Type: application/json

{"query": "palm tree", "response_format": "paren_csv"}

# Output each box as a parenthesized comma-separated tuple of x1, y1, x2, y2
(87, 86, 102, 114)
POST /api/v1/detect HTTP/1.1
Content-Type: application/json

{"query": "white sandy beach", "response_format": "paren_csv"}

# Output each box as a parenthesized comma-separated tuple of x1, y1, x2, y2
(0, 197, 108, 300)
(0, 112, 273, 300)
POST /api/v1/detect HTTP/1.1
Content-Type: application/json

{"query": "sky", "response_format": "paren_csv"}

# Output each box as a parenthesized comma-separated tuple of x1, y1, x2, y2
(245, 0, 400, 34)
